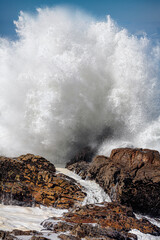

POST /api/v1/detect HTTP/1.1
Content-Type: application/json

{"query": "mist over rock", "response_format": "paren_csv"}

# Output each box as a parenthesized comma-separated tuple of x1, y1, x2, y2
(66, 146, 95, 167)
(0, 7, 160, 163)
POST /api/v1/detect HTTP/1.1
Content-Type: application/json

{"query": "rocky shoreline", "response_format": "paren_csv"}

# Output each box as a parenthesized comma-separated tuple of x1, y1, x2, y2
(67, 148, 160, 217)
(0, 148, 160, 239)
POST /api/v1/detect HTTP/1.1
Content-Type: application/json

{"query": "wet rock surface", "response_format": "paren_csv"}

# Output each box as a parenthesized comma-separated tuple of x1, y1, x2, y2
(110, 148, 160, 216)
(41, 202, 160, 239)
(0, 149, 160, 240)
(0, 230, 39, 240)
(68, 148, 160, 217)
(0, 154, 86, 208)
(0, 230, 52, 240)
(67, 161, 89, 180)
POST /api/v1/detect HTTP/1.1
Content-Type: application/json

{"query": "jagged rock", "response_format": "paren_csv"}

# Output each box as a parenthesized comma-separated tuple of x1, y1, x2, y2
(0, 154, 86, 208)
(0, 230, 51, 240)
(0, 230, 17, 240)
(67, 161, 89, 179)
(70, 224, 129, 240)
(42, 202, 160, 239)
(62, 202, 160, 235)
(58, 234, 80, 240)
(30, 237, 49, 240)
(52, 222, 134, 240)
(51, 221, 74, 232)
(11, 230, 38, 236)
(87, 148, 160, 217)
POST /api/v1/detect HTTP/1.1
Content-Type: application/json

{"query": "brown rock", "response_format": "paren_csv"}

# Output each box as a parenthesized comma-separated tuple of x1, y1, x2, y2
(67, 161, 89, 179)
(0, 154, 86, 208)
(62, 202, 160, 236)
(71, 224, 128, 239)
(11, 230, 38, 236)
(0, 230, 48, 240)
(30, 237, 49, 240)
(58, 234, 80, 240)
(0, 230, 17, 240)
(42, 202, 160, 239)
(87, 148, 160, 217)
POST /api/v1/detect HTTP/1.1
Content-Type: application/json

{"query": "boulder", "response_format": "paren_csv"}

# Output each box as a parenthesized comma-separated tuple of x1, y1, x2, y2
(0, 154, 86, 208)
(88, 148, 160, 217)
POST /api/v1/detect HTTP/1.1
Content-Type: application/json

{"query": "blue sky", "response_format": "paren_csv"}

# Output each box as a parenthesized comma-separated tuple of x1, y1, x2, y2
(0, 0, 160, 40)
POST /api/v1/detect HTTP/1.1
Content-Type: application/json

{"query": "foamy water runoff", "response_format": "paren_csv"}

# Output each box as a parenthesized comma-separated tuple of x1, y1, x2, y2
(0, 204, 67, 231)
(0, 168, 159, 240)
(57, 167, 111, 204)
(0, 7, 160, 163)
(0, 167, 110, 231)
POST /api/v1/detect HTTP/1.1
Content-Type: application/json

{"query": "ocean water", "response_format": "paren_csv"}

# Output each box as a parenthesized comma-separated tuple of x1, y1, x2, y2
(0, 7, 160, 163)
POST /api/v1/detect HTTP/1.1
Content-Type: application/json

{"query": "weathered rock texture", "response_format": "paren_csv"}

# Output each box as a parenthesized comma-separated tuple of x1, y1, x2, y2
(67, 148, 160, 217)
(0, 230, 52, 240)
(1, 202, 160, 240)
(42, 202, 160, 239)
(67, 161, 89, 179)
(89, 148, 160, 216)
(0, 154, 86, 208)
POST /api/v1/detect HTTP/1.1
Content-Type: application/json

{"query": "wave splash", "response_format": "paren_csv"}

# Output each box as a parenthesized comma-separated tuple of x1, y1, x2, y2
(0, 7, 160, 162)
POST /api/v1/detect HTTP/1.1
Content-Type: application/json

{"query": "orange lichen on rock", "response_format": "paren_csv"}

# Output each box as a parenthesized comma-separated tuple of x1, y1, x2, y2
(0, 154, 86, 208)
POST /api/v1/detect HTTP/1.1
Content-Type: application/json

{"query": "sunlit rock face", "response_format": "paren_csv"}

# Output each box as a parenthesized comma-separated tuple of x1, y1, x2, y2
(0, 154, 86, 208)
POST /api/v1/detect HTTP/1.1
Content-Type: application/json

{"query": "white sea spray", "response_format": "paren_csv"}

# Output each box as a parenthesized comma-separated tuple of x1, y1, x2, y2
(0, 7, 160, 162)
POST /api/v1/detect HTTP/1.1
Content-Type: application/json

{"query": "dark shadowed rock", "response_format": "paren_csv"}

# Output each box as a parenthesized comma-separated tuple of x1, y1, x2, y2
(85, 148, 160, 217)
(67, 161, 89, 179)
(0, 230, 51, 240)
(0, 154, 86, 208)
(66, 147, 95, 168)
(0, 230, 39, 240)
(109, 148, 160, 216)
(58, 234, 80, 240)
(11, 230, 38, 236)
(30, 237, 50, 240)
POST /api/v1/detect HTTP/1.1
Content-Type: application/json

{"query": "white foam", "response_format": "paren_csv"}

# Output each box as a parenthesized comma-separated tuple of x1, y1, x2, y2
(0, 204, 67, 231)
(130, 214, 160, 240)
(0, 167, 110, 232)
(130, 229, 160, 240)
(56, 167, 111, 205)
(135, 214, 160, 228)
